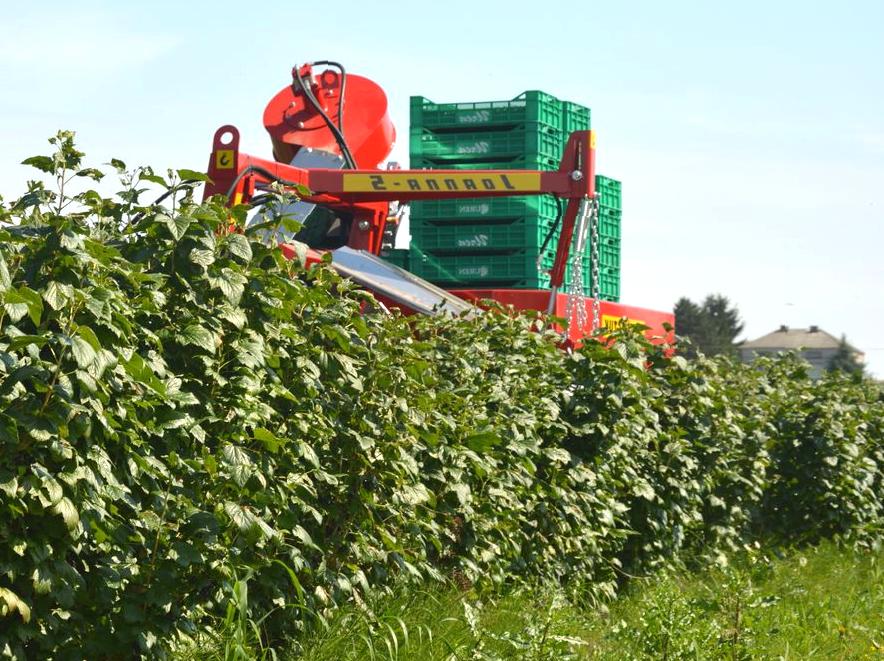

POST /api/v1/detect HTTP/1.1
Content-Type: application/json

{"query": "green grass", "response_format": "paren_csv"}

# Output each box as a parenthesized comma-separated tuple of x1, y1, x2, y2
(178, 542, 884, 660)
(596, 542, 884, 660)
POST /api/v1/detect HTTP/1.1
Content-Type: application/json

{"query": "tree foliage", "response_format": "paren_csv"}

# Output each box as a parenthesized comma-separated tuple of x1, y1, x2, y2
(0, 134, 882, 658)
(827, 334, 865, 376)
(674, 294, 744, 357)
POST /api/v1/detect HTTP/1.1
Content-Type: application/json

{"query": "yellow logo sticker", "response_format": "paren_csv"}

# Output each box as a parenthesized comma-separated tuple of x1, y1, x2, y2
(589, 131, 597, 150)
(215, 150, 234, 170)
(342, 172, 542, 193)
(601, 315, 644, 332)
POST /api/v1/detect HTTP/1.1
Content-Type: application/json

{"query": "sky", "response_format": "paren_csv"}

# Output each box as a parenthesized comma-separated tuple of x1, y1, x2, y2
(1, 1, 882, 375)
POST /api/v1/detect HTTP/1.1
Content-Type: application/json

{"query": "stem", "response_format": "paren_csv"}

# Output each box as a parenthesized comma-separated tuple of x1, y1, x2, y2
(56, 168, 67, 216)
(149, 480, 173, 574)
(730, 594, 741, 660)
(39, 301, 81, 414)
(537, 601, 553, 654)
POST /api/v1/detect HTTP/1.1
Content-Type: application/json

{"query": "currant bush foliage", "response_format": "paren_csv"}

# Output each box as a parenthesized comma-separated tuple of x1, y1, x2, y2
(1, 134, 882, 658)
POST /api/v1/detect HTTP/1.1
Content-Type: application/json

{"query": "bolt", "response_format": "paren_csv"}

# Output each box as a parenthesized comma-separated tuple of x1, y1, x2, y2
(358, 220, 371, 231)
(571, 170, 584, 181)
(297, 121, 305, 129)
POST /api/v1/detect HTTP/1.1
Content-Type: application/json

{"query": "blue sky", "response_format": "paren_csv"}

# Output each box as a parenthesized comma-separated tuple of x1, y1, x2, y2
(2, 1, 882, 374)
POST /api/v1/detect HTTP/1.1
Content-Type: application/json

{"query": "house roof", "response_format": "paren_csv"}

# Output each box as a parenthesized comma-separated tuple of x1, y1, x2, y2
(739, 326, 858, 352)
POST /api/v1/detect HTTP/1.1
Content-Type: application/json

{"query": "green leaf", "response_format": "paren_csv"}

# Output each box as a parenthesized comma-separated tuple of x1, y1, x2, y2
(451, 483, 471, 505)
(75, 167, 105, 181)
(42, 280, 70, 310)
(70, 335, 97, 368)
(253, 427, 280, 453)
(0, 253, 11, 293)
(122, 351, 167, 395)
(32, 567, 52, 595)
(6, 335, 47, 352)
(52, 497, 80, 530)
(0, 472, 18, 497)
(189, 248, 215, 268)
(222, 445, 253, 488)
(633, 481, 656, 501)
(4, 301, 28, 323)
(60, 231, 84, 253)
(221, 444, 251, 468)
(226, 234, 253, 263)
(21, 155, 54, 173)
(0, 587, 31, 623)
(297, 440, 320, 469)
(140, 172, 168, 187)
(176, 168, 211, 183)
(465, 430, 501, 453)
(157, 213, 192, 241)
(280, 216, 302, 234)
(177, 324, 216, 354)
(5, 286, 43, 326)
(221, 306, 248, 329)
(223, 502, 258, 534)
(208, 269, 246, 305)
(75, 325, 101, 352)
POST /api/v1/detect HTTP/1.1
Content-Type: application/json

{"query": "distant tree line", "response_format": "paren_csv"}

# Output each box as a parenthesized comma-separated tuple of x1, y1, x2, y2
(828, 336, 865, 376)
(673, 294, 744, 358)
(674, 295, 865, 376)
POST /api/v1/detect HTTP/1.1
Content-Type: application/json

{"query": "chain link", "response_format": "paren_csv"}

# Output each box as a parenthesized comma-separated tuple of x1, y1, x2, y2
(590, 194, 601, 333)
(564, 197, 591, 338)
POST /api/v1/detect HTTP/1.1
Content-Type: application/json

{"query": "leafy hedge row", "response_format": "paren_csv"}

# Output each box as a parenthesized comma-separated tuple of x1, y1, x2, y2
(1, 134, 882, 658)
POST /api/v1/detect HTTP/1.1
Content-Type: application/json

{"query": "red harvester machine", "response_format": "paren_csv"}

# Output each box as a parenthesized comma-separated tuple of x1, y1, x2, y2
(203, 62, 673, 343)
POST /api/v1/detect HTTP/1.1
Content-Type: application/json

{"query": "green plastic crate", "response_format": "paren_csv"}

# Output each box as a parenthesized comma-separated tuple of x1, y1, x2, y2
(410, 217, 559, 252)
(580, 263, 620, 302)
(411, 155, 559, 171)
(597, 267, 620, 302)
(584, 238, 620, 272)
(410, 124, 565, 162)
(411, 91, 566, 131)
(410, 195, 559, 221)
(563, 102, 591, 133)
(409, 247, 573, 289)
(596, 175, 621, 211)
(598, 207, 621, 239)
(379, 248, 409, 270)
(411, 202, 619, 258)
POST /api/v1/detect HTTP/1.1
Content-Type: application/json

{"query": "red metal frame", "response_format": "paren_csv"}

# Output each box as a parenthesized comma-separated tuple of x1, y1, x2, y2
(450, 289, 675, 346)
(203, 124, 595, 287)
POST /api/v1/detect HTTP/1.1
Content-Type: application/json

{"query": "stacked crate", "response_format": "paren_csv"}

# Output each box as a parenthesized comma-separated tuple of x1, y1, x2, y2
(379, 248, 410, 271)
(407, 91, 621, 300)
(592, 175, 622, 302)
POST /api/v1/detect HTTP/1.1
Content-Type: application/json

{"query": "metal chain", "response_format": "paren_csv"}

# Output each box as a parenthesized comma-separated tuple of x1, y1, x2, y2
(590, 194, 601, 333)
(564, 197, 591, 338)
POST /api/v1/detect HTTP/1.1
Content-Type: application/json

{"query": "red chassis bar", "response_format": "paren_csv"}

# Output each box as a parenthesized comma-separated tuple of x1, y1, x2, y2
(203, 125, 597, 290)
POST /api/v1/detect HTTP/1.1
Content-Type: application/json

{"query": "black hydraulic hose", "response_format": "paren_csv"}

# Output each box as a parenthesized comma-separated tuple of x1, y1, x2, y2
(293, 64, 357, 169)
(151, 179, 201, 206)
(310, 60, 347, 135)
(536, 195, 564, 267)
(129, 178, 201, 224)
(224, 165, 304, 200)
